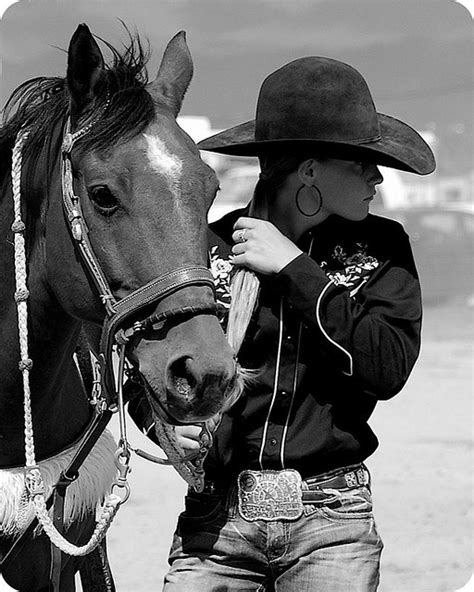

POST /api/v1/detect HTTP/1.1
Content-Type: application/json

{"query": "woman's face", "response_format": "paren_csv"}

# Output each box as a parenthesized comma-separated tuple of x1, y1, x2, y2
(316, 158, 384, 221)
(268, 156, 384, 241)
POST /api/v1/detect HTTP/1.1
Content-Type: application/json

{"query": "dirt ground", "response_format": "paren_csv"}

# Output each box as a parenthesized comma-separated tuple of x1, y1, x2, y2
(103, 299, 473, 592)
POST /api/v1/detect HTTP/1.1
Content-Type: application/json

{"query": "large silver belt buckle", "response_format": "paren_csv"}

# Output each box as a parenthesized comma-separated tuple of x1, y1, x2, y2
(237, 469, 303, 522)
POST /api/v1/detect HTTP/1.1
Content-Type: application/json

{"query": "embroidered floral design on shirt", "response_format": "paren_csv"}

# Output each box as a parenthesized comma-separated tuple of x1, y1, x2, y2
(209, 246, 234, 319)
(320, 243, 380, 296)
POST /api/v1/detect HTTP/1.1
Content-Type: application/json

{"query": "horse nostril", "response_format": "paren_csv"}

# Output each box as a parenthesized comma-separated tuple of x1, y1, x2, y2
(168, 357, 197, 401)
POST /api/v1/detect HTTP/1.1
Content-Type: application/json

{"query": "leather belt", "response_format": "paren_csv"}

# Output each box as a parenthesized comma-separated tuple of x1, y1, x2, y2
(200, 463, 369, 500)
(303, 464, 369, 496)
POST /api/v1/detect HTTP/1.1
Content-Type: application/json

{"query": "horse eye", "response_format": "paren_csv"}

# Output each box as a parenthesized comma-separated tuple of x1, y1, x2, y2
(88, 185, 118, 213)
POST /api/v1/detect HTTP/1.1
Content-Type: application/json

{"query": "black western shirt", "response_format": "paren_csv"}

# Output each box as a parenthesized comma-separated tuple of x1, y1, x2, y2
(206, 208, 422, 481)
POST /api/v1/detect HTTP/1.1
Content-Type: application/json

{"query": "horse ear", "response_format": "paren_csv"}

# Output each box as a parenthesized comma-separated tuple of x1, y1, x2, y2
(67, 24, 105, 126)
(148, 31, 193, 117)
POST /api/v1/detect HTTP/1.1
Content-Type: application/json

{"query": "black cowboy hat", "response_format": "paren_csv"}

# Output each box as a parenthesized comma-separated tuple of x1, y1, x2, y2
(198, 57, 435, 175)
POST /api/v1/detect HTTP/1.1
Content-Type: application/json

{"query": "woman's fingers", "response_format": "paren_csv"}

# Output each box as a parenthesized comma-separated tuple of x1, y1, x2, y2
(174, 425, 202, 451)
(172, 416, 221, 452)
(231, 242, 246, 255)
(230, 217, 302, 275)
(233, 216, 257, 230)
(177, 436, 200, 451)
(232, 227, 252, 245)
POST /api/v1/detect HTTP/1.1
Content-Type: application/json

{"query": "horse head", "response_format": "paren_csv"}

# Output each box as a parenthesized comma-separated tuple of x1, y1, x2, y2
(43, 25, 240, 424)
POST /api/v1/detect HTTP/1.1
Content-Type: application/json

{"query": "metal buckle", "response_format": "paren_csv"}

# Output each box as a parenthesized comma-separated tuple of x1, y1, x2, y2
(237, 469, 304, 522)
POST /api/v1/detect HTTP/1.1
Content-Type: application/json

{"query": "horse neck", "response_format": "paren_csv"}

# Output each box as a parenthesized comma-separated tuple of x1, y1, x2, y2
(0, 129, 93, 467)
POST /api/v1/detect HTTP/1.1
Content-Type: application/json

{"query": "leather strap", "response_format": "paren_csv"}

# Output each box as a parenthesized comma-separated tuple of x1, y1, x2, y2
(304, 465, 369, 492)
(61, 125, 117, 317)
(199, 464, 369, 499)
(99, 266, 216, 404)
(49, 478, 67, 592)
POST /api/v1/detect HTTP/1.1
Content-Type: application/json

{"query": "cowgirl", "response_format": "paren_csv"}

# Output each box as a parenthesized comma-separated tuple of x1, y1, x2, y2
(163, 56, 435, 591)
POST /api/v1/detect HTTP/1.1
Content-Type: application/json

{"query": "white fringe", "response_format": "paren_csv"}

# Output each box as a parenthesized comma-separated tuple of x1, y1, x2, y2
(0, 429, 117, 537)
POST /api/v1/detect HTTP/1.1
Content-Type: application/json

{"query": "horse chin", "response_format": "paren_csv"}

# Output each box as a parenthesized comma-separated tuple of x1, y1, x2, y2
(140, 368, 246, 426)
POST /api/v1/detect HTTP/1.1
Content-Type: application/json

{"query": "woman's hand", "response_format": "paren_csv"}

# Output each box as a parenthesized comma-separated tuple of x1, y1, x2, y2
(231, 217, 303, 275)
(173, 414, 221, 452)
(174, 425, 202, 451)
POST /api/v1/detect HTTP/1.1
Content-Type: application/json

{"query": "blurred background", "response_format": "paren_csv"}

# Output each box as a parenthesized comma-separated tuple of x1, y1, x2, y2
(1, 1, 472, 591)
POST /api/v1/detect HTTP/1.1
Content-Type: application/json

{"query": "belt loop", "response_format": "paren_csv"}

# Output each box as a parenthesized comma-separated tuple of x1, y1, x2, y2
(225, 484, 238, 519)
(361, 463, 371, 491)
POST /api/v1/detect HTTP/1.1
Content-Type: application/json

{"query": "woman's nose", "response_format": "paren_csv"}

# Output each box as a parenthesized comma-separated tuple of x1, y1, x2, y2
(369, 164, 384, 186)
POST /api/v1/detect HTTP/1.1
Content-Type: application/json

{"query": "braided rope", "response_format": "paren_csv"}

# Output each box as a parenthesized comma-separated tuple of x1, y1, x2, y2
(11, 128, 36, 469)
(11, 126, 124, 556)
(33, 493, 121, 556)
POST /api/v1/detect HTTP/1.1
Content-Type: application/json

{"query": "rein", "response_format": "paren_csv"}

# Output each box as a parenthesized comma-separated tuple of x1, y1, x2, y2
(6, 103, 220, 570)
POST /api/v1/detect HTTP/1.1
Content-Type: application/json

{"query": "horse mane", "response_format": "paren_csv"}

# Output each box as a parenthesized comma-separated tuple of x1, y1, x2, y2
(0, 30, 156, 184)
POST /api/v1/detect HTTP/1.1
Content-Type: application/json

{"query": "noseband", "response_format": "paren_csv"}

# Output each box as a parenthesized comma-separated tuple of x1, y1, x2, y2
(61, 109, 217, 404)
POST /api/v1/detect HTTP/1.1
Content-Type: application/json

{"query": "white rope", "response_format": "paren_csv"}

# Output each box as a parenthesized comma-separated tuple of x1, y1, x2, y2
(33, 491, 121, 556)
(11, 128, 124, 556)
(11, 129, 35, 468)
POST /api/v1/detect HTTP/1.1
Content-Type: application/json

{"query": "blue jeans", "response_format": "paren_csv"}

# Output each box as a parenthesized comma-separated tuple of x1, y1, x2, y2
(163, 469, 383, 591)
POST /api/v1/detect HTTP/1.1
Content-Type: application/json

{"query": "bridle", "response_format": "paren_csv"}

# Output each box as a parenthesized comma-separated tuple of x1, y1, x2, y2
(61, 99, 221, 490)
(60, 105, 217, 404)
(5, 98, 222, 577)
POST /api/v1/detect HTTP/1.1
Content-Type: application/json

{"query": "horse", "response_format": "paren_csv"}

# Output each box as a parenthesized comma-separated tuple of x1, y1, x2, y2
(0, 24, 240, 591)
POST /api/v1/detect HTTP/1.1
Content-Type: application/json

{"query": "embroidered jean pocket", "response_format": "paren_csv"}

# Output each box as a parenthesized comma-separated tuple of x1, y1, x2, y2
(321, 486, 374, 521)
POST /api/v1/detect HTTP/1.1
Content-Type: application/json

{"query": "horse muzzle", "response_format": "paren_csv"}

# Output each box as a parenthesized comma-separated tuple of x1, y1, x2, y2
(132, 314, 241, 424)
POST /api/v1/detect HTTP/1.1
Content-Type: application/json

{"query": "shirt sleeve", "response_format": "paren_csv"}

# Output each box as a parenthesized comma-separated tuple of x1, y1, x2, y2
(268, 226, 422, 400)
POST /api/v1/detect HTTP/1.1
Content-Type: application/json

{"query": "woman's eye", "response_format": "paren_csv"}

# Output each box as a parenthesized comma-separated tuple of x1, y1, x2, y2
(88, 185, 118, 213)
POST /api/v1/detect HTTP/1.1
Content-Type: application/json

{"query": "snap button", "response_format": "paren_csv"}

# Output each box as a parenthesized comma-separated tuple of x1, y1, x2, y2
(270, 438, 278, 446)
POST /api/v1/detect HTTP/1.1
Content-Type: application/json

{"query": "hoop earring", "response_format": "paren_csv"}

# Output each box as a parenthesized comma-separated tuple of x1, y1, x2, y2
(295, 184, 323, 217)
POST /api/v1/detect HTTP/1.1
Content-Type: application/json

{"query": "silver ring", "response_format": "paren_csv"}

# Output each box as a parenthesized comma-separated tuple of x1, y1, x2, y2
(237, 229, 247, 243)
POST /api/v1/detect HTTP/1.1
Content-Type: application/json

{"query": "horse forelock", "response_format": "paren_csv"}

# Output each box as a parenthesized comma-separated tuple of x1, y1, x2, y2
(0, 30, 160, 257)
(0, 31, 156, 183)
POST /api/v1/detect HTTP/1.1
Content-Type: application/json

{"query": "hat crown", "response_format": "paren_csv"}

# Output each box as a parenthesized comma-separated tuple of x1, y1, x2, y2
(255, 57, 381, 145)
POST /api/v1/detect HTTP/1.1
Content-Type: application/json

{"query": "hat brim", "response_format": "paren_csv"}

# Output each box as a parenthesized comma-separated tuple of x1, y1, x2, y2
(198, 113, 435, 175)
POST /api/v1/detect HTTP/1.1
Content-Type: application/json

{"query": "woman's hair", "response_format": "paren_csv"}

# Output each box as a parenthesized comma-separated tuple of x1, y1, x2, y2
(258, 154, 300, 192)
(257, 150, 324, 197)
